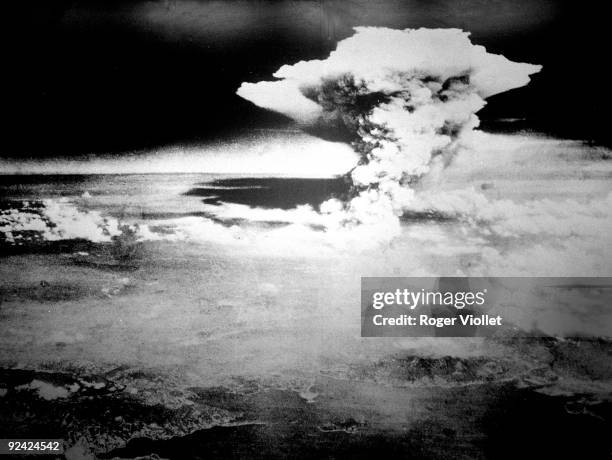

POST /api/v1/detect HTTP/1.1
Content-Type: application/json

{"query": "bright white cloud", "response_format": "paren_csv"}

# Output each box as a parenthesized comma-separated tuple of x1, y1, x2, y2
(237, 27, 542, 236)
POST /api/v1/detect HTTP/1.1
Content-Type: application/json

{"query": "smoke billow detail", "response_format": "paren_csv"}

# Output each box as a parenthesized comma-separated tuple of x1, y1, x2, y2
(237, 27, 541, 234)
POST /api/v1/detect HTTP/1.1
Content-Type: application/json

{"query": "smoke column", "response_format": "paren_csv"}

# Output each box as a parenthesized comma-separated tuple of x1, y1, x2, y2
(237, 28, 541, 235)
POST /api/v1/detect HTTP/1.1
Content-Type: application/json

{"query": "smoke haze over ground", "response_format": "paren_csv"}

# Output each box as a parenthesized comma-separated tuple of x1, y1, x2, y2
(2, 4, 612, 458)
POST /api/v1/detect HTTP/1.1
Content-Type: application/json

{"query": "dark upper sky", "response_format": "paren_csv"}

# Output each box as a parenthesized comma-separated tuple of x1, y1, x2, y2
(4, 0, 610, 157)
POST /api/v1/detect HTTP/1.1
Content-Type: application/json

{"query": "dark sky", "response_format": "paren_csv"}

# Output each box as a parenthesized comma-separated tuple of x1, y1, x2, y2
(4, 0, 610, 157)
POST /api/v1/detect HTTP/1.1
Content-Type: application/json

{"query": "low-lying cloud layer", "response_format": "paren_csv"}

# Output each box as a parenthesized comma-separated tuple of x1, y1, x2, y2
(0, 132, 357, 177)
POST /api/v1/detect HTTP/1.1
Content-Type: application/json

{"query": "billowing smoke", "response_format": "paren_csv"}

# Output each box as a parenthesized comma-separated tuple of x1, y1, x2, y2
(237, 27, 541, 233)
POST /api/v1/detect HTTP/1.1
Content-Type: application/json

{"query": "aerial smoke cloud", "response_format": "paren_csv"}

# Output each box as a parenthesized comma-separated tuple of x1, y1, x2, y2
(237, 27, 541, 233)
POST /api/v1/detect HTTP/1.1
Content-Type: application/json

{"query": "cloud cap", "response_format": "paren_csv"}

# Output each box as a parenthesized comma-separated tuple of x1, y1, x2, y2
(237, 27, 542, 123)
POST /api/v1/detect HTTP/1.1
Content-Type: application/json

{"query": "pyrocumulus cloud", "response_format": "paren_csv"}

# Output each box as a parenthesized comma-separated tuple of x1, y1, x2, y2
(237, 27, 541, 234)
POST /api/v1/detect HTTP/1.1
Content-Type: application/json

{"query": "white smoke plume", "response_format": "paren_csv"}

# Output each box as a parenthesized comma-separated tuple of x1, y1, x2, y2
(237, 27, 541, 232)
(0, 199, 164, 245)
(0, 200, 121, 244)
